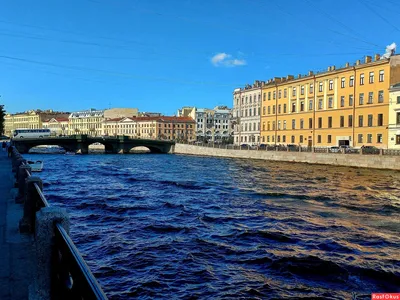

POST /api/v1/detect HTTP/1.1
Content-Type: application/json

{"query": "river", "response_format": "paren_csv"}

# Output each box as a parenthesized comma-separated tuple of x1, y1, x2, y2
(25, 153, 400, 299)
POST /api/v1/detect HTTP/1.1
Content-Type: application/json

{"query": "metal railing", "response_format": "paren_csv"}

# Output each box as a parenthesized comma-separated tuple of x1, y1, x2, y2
(179, 141, 400, 156)
(12, 148, 108, 300)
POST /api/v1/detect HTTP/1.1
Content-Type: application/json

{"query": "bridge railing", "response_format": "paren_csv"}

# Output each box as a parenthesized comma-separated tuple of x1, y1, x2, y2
(11, 147, 108, 300)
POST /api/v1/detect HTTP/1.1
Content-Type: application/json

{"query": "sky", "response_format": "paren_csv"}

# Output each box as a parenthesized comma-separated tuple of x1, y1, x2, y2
(0, 0, 399, 115)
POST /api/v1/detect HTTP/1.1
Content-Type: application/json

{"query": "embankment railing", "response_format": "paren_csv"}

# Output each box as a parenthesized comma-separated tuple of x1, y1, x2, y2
(11, 147, 108, 300)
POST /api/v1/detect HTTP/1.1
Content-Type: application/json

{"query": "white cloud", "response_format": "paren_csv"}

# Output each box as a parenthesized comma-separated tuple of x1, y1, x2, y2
(211, 52, 246, 67)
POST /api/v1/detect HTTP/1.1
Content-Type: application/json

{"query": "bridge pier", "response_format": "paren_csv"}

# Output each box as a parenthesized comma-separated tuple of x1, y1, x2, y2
(76, 143, 88, 154)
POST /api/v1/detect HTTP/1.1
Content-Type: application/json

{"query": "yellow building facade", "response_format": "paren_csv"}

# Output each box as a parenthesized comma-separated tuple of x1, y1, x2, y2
(261, 55, 400, 148)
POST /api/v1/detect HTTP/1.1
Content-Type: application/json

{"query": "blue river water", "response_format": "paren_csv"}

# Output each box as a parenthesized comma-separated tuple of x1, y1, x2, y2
(25, 153, 400, 299)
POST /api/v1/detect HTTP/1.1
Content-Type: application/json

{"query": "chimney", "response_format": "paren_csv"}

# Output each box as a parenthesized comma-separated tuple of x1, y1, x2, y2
(374, 54, 381, 61)
(308, 71, 314, 76)
(365, 56, 372, 63)
(327, 66, 331, 71)
(297, 73, 301, 78)
(274, 77, 281, 83)
(345, 62, 350, 67)
(281, 77, 286, 82)
(287, 75, 294, 80)
(331, 66, 336, 71)
(356, 60, 361, 65)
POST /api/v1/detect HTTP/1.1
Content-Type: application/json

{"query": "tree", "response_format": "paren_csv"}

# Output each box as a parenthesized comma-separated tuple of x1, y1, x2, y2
(0, 105, 5, 135)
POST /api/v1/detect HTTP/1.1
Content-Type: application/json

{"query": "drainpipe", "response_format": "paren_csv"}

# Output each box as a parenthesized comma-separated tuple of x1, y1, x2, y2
(352, 67, 356, 147)
(313, 75, 316, 148)
(275, 83, 278, 146)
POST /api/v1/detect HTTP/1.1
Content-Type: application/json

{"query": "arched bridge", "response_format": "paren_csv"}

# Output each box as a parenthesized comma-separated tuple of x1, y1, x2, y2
(12, 135, 176, 154)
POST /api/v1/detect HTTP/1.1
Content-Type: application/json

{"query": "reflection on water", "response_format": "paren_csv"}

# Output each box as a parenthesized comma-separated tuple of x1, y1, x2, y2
(26, 153, 400, 299)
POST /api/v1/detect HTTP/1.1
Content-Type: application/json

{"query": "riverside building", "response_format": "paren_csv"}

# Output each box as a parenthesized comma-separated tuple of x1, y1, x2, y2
(4, 110, 69, 137)
(260, 52, 400, 148)
(232, 81, 262, 145)
(389, 83, 400, 149)
(177, 106, 232, 143)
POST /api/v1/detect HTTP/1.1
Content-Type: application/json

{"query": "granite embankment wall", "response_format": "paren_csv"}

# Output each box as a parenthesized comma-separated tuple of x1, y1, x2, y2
(173, 144, 400, 170)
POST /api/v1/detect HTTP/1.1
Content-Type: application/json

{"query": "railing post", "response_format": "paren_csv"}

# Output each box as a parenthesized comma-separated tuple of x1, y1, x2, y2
(16, 164, 32, 203)
(30, 207, 70, 300)
(20, 177, 43, 233)
(379, 149, 384, 155)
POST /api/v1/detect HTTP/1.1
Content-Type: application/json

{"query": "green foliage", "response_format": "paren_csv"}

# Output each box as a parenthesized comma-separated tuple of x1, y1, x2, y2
(0, 105, 5, 135)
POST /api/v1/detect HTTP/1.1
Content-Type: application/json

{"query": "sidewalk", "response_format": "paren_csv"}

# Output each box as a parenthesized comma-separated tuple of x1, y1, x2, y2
(0, 150, 34, 299)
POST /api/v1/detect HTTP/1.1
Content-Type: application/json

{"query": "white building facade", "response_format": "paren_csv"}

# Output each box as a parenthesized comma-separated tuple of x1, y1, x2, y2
(389, 84, 400, 149)
(232, 81, 263, 145)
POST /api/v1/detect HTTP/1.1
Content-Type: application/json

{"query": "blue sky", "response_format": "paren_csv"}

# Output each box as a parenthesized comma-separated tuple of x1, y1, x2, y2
(0, 0, 399, 115)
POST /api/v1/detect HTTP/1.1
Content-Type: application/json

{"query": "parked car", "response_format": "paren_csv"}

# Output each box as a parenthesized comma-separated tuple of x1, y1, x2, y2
(330, 146, 340, 153)
(339, 145, 354, 153)
(361, 146, 380, 154)
(240, 143, 249, 148)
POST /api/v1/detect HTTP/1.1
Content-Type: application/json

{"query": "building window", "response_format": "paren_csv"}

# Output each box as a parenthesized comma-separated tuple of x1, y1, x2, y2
(341, 77, 345, 88)
(278, 90, 282, 99)
(278, 121, 281, 130)
(360, 73, 364, 85)
(278, 105, 281, 114)
(300, 119, 304, 129)
(359, 93, 364, 105)
(377, 134, 382, 143)
(300, 101, 304, 111)
(310, 84, 314, 94)
(328, 97, 333, 108)
(369, 72, 374, 83)
(329, 80, 333, 90)
(282, 135, 286, 143)
(358, 134, 363, 143)
(340, 96, 345, 107)
(348, 115, 353, 127)
(292, 102, 296, 113)
(309, 118, 313, 129)
(292, 87, 296, 97)
(318, 117, 322, 128)
(263, 93, 266, 101)
(283, 120, 287, 130)
(349, 94, 354, 106)
(292, 119, 296, 129)
(359, 115, 363, 127)
(277, 135, 281, 142)
(340, 116, 344, 127)
(268, 92, 271, 100)
(319, 82, 323, 92)
(327, 135, 332, 143)
(273, 105, 276, 114)
(272, 121, 275, 130)
(300, 135, 303, 143)
(396, 135, 400, 144)
(378, 90, 384, 103)
(263, 106, 266, 115)
(249, 95, 252, 103)
(272, 136, 275, 142)
(262, 122, 265, 131)
(367, 134, 372, 143)
(328, 116, 332, 128)
(267, 122, 271, 130)
(284, 89, 287, 98)
(268, 106, 271, 115)
(349, 75, 354, 87)
(397, 112, 400, 125)
(379, 70, 384, 82)
(378, 114, 383, 126)
(368, 92, 373, 104)
(318, 99, 323, 110)
(368, 114, 373, 127)
(317, 135, 321, 143)
(284, 104, 287, 113)
(301, 86, 304, 95)
(309, 100, 313, 110)
(273, 91, 276, 100)
(267, 136, 270, 142)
